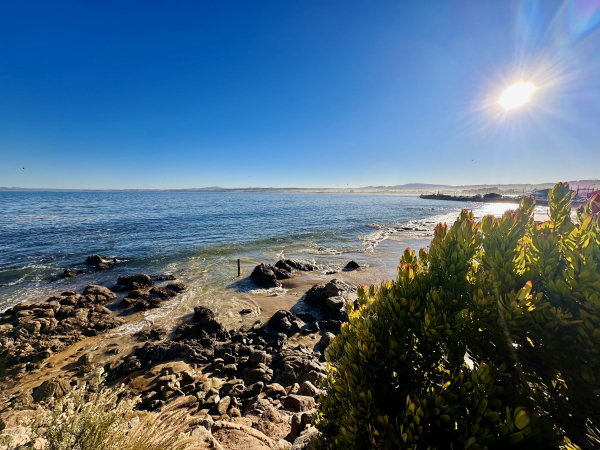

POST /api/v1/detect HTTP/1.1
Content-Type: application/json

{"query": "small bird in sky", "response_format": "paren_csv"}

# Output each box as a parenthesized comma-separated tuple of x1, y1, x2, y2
(23, 167, 25, 169)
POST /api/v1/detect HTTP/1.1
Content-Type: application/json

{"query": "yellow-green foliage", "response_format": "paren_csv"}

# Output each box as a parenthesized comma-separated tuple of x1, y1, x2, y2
(317, 183, 600, 450)
(32, 371, 203, 450)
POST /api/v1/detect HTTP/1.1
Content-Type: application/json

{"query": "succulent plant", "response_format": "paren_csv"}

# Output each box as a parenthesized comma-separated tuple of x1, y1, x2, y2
(317, 183, 600, 450)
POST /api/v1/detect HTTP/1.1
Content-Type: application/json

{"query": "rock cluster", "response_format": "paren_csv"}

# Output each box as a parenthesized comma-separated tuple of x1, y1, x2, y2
(0, 286, 123, 377)
(109, 304, 328, 449)
(116, 274, 185, 311)
(250, 259, 318, 289)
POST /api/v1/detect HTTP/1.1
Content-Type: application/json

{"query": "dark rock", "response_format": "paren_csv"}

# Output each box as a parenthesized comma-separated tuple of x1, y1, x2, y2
(239, 308, 253, 315)
(344, 260, 361, 270)
(250, 263, 282, 289)
(149, 287, 177, 299)
(273, 267, 292, 280)
(128, 289, 150, 300)
(319, 332, 336, 350)
(296, 312, 316, 323)
(268, 310, 305, 336)
(304, 279, 353, 308)
(117, 274, 153, 287)
(192, 306, 213, 322)
(76, 269, 87, 275)
(96, 262, 115, 270)
(325, 296, 346, 313)
(318, 319, 342, 330)
(166, 282, 185, 292)
(110, 285, 130, 292)
(275, 260, 295, 273)
(62, 269, 76, 278)
(85, 255, 104, 265)
(153, 274, 176, 281)
(285, 260, 319, 271)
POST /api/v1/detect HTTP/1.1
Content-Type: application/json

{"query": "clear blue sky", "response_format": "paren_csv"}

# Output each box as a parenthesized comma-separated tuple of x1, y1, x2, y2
(1, 0, 599, 189)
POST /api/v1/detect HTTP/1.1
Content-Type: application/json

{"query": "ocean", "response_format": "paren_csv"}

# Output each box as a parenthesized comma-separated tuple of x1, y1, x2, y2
(0, 191, 520, 328)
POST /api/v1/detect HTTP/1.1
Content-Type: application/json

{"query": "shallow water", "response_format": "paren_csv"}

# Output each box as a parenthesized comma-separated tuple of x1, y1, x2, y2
(0, 191, 527, 322)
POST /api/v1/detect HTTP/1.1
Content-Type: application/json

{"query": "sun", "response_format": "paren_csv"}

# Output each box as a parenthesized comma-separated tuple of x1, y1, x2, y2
(499, 82, 535, 109)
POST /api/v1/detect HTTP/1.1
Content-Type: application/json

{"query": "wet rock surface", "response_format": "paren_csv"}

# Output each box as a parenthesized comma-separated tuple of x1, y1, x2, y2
(0, 286, 124, 377)
(250, 259, 319, 289)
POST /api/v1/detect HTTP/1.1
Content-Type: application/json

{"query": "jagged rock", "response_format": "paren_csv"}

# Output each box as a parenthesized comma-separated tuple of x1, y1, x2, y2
(268, 311, 304, 336)
(284, 260, 319, 272)
(62, 269, 76, 278)
(193, 306, 213, 322)
(284, 395, 316, 412)
(275, 260, 295, 273)
(344, 260, 361, 270)
(304, 279, 352, 307)
(250, 264, 282, 289)
(85, 255, 104, 265)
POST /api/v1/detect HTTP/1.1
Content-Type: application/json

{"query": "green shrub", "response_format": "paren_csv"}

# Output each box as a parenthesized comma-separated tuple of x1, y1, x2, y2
(31, 371, 203, 450)
(317, 183, 600, 450)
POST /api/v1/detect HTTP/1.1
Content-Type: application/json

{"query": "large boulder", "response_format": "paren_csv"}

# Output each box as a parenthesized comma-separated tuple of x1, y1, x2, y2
(250, 264, 282, 288)
(284, 395, 316, 412)
(304, 279, 352, 307)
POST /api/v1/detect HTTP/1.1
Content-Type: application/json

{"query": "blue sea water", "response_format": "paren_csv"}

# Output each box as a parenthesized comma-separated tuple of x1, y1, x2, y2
(0, 191, 507, 312)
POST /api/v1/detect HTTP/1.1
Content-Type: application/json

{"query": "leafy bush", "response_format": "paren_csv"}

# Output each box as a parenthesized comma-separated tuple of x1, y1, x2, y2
(31, 371, 203, 450)
(317, 183, 600, 449)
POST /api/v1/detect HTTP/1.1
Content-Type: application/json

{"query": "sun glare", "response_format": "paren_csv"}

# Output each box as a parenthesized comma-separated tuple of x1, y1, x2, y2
(499, 82, 535, 109)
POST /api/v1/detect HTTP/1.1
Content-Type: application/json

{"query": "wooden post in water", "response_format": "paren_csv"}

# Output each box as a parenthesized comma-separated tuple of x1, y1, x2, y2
(237, 259, 241, 277)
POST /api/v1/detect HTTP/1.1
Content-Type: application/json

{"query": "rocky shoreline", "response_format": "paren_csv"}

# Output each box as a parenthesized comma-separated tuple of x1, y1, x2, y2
(0, 257, 362, 449)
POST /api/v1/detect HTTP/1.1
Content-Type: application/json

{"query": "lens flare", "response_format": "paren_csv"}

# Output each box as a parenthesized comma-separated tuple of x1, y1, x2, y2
(499, 82, 536, 109)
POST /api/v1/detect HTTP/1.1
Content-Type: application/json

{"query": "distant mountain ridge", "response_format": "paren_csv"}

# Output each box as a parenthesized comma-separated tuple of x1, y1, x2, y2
(0, 180, 598, 192)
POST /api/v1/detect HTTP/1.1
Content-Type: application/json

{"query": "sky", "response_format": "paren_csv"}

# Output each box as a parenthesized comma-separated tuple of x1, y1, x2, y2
(1, 0, 600, 189)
